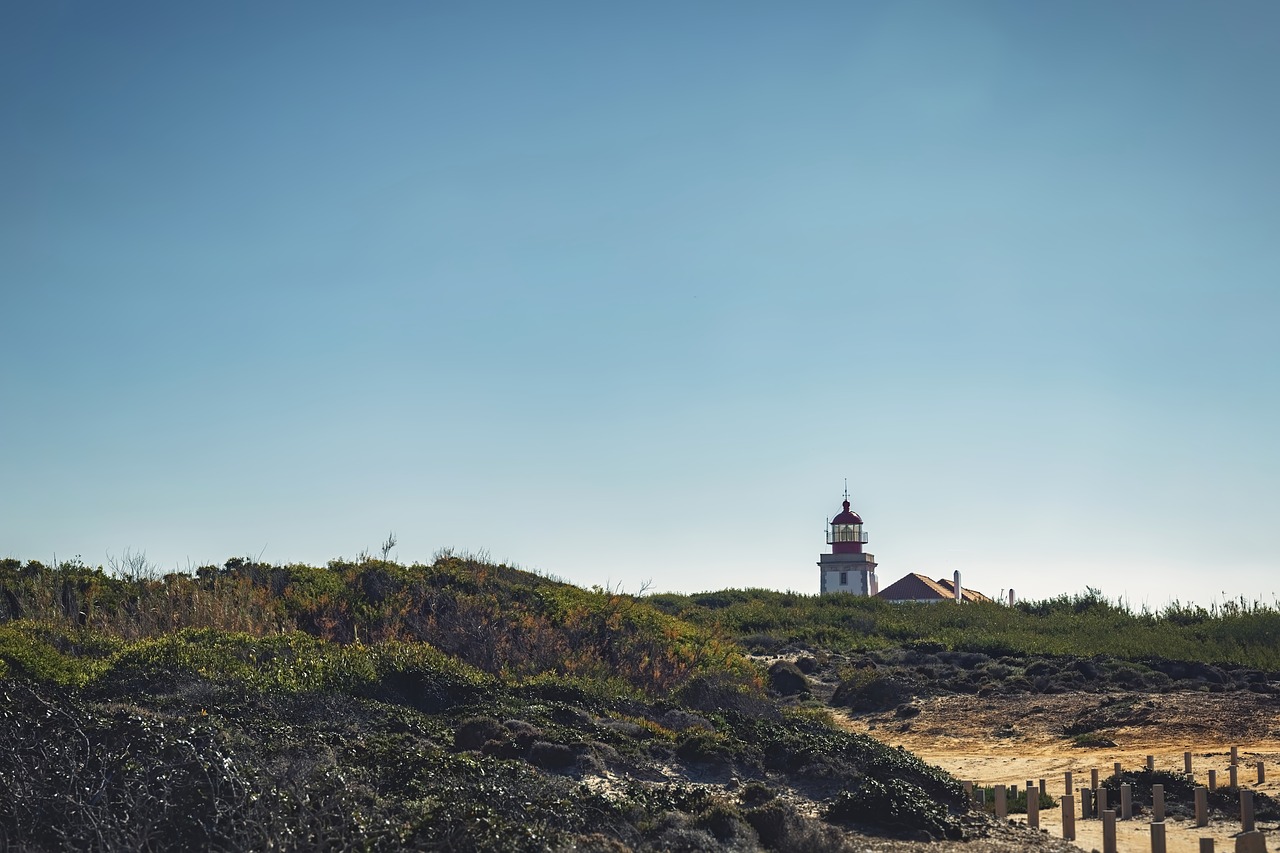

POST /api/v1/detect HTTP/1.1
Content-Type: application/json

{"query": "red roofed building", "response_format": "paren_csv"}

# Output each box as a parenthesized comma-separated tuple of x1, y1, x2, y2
(818, 488, 990, 603)
(876, 572, 991, 604)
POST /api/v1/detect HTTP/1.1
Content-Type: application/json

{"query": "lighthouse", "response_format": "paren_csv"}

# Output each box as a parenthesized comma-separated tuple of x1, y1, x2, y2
(819, 491, 879, 596)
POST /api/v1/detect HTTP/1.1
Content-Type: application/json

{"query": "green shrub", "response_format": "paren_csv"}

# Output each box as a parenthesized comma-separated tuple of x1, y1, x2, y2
(832, 667, 915, 711)
(0, 622, 113, 686)
(676, 672, 777, 718)
(977, 785, 1056, 814)
(675, 730, 733, 765)
(365, 640, 492, 712)
(101, 629, 344, 691)
(826, 777, 958, 837)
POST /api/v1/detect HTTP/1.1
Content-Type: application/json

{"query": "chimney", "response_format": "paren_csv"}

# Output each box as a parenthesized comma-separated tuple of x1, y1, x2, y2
(953, 570, 962, 603)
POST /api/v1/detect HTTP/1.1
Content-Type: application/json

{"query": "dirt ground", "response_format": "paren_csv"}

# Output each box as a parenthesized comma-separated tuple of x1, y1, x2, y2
(838, 691, 1280, 853)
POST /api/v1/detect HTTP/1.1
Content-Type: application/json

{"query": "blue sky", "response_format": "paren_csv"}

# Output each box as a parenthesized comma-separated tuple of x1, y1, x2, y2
(3, 1, 1277, 605)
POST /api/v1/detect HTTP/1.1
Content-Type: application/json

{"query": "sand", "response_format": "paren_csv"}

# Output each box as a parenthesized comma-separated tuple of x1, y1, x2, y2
(837, 692, 1280, 853)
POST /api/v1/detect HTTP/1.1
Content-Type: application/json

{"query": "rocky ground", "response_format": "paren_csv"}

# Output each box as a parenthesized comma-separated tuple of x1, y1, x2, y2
(6, 631, 1276, 852)
(754, 649, 1280, 852)
(844, 690, 1280, 762)
(827, 822, 1085, 853)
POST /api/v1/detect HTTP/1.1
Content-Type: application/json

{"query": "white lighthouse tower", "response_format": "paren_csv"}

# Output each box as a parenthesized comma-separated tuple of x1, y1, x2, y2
(819, 490, 878, 596)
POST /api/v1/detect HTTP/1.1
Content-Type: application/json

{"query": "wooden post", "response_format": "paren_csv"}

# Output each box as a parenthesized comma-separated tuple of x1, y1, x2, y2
(1098, 786, 1109, 815)
(1102, 810, 1118, 853)
(1195, 786, 1208, 827)
(1235, 831, 1266, 853)
(1082, 787, 1092, 820)
(1185, 751, 1193, 775)
(1147, 754, 1155, 772)
(1092, 768, 1100, 789)
(1152, 783, 1165, 822)
(1027, 784, 1039, 829)
(996, 784, 1007, 819)
(1065, 771, 1074, 795)
(1038, 778, 1046, 797)
(1230, 746, 1238, 766)
(1063, 791, 1075, 840)
(1257, 760, 1265, 784)
(1228, 764, 1238, 789)
(1151, 821, 1167, 853)
(1199, 840, 1214, 853)
(1121, 783, 1133, 820)
(1115, 760, 1123, 780)
(1208, 769, 1217, 792)
(1240, 788, 1254, 833)
(963, 780, 973, 800)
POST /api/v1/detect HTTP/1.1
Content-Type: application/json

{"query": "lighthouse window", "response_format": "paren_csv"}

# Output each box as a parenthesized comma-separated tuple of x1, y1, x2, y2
(839, 572, 848, 585)
(832, 524, 861, 542)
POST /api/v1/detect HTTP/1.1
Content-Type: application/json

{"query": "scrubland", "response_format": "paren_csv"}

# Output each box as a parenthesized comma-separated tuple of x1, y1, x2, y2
(1, 555, 1276, 851)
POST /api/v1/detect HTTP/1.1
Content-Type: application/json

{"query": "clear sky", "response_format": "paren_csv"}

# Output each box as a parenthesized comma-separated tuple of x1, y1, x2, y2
(3, 1, 1278, 606)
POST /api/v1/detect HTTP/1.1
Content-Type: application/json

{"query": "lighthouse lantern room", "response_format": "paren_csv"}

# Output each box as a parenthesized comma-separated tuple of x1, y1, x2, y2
(819, 490, 878, 596)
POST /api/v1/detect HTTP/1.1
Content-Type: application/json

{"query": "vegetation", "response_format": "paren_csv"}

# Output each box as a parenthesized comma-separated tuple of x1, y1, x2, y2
(0, 555, 748, 695)
(975, 786, 1057, 815)
(647, 587, 1280, 671)
(3, 554, 1277, 851)
(0, 555, 972, 851)
(1097, 769, 1280, 821)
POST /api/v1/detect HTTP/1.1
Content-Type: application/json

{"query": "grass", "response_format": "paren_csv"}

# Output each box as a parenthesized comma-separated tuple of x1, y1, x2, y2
(646, 586, 1280, 670)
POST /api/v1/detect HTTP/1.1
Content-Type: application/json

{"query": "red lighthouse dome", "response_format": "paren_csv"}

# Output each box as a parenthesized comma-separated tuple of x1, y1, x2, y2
(827, 498, 868, 554)
(831, 500, 862, 526)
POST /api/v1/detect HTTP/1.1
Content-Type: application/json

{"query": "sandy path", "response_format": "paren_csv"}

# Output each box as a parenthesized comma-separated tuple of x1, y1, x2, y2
(837, 692, 1280, 853)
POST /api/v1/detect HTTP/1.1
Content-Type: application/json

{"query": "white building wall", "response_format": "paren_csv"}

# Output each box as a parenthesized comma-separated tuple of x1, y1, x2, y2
(822, 568, 870, 594)
(817, 552, 878, 596)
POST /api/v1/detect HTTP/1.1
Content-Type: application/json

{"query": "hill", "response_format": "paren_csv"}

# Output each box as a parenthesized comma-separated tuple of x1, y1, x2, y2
(2, 555, 1276, 851)
(0, 555, 981, 852)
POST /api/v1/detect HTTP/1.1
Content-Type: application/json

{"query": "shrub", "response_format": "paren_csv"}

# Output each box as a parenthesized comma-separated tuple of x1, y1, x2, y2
(676, 673, 777, 719)
(795, 655, 819, 674)
(675, 731, 733, 765)
(977, 785, 1056, 814)
(826, 777, 958, 838)
(527, 740, 577, 770)
(0, 623, 111, 687)
(831, 669, 915, 712)
(366, 640, 492, 712)
(454, 716, 508, 751)
(745, 801, 856, 853)
(767, 660, 810, 696)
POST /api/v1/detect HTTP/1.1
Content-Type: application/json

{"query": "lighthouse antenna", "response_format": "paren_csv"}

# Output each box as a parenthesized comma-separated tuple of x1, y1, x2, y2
(843, 479, 849, 502)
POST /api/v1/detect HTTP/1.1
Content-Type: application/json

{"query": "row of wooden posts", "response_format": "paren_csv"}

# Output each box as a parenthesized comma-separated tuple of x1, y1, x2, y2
(961, 749, 1269, 853)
